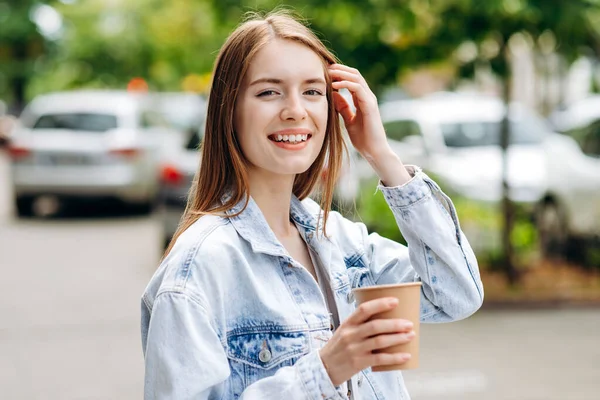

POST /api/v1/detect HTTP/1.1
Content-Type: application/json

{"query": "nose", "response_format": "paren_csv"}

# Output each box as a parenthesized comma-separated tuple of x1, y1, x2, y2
(280, 93, 307, 121)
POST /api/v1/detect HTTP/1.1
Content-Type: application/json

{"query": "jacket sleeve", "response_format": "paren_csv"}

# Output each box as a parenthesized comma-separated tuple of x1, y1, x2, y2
(345, 166, 484, 322)
(142, 291, 344, 400)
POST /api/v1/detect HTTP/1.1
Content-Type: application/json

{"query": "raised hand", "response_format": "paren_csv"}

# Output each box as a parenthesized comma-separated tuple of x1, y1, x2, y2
(329, 64, 412, 186)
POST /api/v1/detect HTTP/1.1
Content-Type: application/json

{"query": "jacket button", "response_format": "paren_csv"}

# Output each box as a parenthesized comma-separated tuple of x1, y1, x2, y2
(358, 374, 363, 387)
(346, 291, 355, 303)
(258, 349, 272, 363)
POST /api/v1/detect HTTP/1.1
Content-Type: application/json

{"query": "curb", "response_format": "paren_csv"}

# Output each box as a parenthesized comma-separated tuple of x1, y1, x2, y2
(481, 299, 600, 311)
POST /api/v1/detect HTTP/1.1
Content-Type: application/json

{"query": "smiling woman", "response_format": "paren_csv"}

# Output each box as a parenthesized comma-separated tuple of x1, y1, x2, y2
(234, 39, 329, 177)
(141, 9, 483, 400)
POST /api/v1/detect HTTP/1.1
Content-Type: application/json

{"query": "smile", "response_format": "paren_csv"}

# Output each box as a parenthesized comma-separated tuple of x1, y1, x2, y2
(268, 133, 312, 143)
(267, 130, 313, 150)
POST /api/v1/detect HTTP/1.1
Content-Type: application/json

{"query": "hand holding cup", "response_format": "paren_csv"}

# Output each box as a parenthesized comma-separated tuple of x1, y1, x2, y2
(319, 297, 415, 386)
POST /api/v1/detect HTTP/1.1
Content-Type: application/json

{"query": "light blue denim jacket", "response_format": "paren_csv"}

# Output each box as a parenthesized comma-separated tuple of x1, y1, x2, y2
(141, 166, 484, 400)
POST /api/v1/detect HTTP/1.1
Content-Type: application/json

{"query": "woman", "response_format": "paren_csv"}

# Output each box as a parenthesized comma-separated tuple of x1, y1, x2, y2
(141, 11, 483, 400)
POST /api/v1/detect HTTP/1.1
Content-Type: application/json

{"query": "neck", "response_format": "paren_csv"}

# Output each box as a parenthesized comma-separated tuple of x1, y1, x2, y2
(247, 169, 297, 238)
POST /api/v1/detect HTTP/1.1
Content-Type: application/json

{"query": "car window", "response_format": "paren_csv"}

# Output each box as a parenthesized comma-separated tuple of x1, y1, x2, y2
(32, 113, 118, 132)
(185, 129, 201, 150)
(140, 111, 169, 128)
(156, 99, 205, 132)
(384, 120, 421, 142)
(441, 119, 546, 147)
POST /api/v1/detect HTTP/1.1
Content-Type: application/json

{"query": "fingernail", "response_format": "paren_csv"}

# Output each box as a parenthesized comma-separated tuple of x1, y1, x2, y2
(388, 298, 399, 306)
(403, 353, 412, 360)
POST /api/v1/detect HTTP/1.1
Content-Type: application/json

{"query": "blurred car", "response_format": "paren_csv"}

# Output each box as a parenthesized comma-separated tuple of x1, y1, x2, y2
(549, 95, 600, 133)
(158, 95, 206, 246)
(150, 92, 206, 136)
(536, 113, 600, 258)
(378, 92, 552, 205)
(0, 100, 10, 148)
(8, 90, 185, 217)
(0, 115, 16, 148)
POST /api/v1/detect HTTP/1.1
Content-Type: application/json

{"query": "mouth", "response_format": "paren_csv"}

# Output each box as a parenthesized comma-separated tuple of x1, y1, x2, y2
(268, 133, 313, 144)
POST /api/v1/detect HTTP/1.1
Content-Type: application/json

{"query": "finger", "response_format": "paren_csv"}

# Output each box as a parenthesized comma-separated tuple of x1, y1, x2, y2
(329, 64, 361, 77)
(367, 351, 412, 367)
(331, 81, 371, 107)
(355, 319, 414, 339)
(328, 68, 365, 86)
(344, 297, 399, 326)
(360, 331, 415, 353)
(332, 91, 354, 125)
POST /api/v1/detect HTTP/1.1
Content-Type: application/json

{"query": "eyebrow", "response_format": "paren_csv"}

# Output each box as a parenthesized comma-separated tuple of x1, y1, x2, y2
(248, 77, 326, 86)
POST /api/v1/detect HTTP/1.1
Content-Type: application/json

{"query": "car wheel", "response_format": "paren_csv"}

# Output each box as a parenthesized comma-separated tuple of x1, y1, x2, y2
(537, 200, 568, 259)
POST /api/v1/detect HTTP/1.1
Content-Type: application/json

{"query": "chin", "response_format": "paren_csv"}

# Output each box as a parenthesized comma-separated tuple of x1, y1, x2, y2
(273, 160, 314, 176)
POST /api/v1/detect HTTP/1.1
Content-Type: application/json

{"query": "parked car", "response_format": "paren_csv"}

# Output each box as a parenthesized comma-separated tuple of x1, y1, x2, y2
(0, 100, 11, 148)
(158, 101, 206, 247)
(150, 92, 206, 136)
(8, 90, 185, 217)
(536, 114, 600, 259)
(549, 95, 600, 133)
(379, 93, 551, 206)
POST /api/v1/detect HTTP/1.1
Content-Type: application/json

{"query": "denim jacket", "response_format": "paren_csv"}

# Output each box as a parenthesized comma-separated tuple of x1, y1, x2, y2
(141, 166, 484, 400)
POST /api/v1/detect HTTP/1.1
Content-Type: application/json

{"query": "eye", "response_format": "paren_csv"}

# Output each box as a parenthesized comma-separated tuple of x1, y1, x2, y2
(304, 89, 324, 96)
(257, 90, 278, 97)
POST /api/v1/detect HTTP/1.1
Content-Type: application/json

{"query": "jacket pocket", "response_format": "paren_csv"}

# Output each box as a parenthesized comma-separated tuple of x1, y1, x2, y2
(226, 330, 309, 389)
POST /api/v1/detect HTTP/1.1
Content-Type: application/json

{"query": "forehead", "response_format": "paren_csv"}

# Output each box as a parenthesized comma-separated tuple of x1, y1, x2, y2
(245, 39, 325, 81)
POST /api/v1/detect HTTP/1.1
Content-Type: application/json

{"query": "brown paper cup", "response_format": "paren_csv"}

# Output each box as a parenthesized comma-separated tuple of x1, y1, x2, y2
(352, 282, 422, 371)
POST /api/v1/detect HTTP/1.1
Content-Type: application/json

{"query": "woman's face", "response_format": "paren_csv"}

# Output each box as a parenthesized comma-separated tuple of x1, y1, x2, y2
(234, 39, 328, 181)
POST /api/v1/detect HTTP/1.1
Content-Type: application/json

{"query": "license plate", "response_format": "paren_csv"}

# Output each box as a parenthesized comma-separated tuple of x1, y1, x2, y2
(39, 153, 89, 166)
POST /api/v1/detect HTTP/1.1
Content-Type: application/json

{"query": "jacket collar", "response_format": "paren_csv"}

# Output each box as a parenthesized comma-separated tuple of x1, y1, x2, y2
(222, 192, 319, 258)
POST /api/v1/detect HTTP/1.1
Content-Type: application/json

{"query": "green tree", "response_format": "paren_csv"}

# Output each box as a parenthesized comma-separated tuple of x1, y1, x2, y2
(434, 0, 600, 283)
(0, 0, 48, 112)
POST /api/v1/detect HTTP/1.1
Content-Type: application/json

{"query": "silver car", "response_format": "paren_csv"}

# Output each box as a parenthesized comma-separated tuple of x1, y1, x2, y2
(8, 90, 185, 216)
(538, 99, 600, 260)
(379, 92, 551, 205)
(159, 124, 203, 247)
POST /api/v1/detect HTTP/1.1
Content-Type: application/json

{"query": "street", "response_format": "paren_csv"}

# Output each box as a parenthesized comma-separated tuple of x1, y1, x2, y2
(1, 153, 599, 399)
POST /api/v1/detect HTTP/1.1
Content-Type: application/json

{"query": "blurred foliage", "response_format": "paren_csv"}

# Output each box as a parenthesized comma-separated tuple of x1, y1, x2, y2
(354, 179, 407, 247)
(0, 0, 47, 110)
(1, 0, 599, 109)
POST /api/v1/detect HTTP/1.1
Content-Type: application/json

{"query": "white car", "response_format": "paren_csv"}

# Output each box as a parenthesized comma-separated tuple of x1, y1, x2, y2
(150, 92, 206, 136)
(379, 93, 551, 205)
(549, 95, 600, 133)
(537, 105, 600, 259)
(0, 100, 11, 147)
(8, 90, 185, 216)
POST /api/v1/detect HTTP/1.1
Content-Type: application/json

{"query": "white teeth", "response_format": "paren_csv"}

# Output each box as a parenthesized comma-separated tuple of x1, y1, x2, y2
(272, 133, 310, 142)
